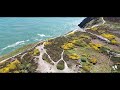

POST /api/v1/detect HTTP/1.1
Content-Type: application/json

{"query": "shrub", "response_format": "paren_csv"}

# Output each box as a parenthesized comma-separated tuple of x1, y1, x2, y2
(100, 46, 111, 54)
(82, 64, 91, 72)
(111, 56, 120, 62)
(0, 59, 21, 73)
(89, 43, 102, 50)
(33, 49, 40, 56)
(110, 39, 118, 45)
(44, 41, 52, 46)
(56, 60, 65, 70)
(68, 53, 80, 60)
(101, 33, 116, 40)
(69, 40, 78, 44)
(61, 43, 74, 50)
(72, 39, 87, 47)
(89, 57, 97, 64)
(79, 34, 90, 39)
(82, 54, 90, 57)
(80, 57, 88, 62)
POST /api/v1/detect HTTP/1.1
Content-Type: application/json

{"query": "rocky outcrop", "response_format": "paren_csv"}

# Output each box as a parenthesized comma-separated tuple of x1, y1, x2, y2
(78, 17, 96, 28)
(0, 17, 120, 73)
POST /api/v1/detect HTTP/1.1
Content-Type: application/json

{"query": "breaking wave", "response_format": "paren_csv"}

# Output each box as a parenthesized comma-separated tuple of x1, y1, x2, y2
(37, 34, 52, 37)
(1, 40, 29, 51)
(37, 34, 46, 37)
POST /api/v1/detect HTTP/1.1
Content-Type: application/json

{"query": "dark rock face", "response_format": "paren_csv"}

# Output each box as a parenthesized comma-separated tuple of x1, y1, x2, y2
(78, 17, 97, 28)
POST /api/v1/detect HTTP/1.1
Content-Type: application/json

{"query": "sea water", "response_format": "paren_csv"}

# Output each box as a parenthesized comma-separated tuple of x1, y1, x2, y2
(0, 17, 85, 55)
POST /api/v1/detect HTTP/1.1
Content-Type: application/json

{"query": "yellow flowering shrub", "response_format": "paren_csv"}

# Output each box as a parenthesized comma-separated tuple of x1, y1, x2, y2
(68, 53, 80, 60)
(82, 65, 91, 72)
(44, 41, 52, 46)
(89, 57, 97, 64)
(110, 39, 118, 45)
(11, 59, 21, 65)
(79, 34, 90, 39)
(89, 43, 102, 50)
(0, 59, 20, 73)
(33, 48, 40, 56)
(101, 33, 116, 40)
(101, 33, 118, 45)
(82, 54, 90, 57)
(61, 43, 74, 50)
(69, 40, 78, 44)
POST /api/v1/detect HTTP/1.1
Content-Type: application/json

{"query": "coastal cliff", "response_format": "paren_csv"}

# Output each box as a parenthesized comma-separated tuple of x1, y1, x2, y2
(0, 17, 120, 73)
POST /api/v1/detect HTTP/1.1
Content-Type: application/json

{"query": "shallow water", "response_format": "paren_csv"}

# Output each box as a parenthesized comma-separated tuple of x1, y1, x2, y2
(0, 17, 85, 55)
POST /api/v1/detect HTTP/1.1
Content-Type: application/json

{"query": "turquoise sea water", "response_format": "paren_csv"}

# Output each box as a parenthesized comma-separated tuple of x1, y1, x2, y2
(0, 17, 85, 55)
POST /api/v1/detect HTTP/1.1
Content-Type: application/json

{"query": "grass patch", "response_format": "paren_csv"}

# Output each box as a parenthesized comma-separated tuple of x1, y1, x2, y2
(57, 60, 64, 70)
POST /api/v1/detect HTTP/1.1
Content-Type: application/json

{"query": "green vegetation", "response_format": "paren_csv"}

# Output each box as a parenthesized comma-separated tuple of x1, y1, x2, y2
(61, 42, 74, 50)
(0, 59, 21, 73)
(33, 49, 40, 56)
(68, 53, 80, 60)
(57, 60, 65, 70)
(89, 42, 102, 51)
(82, 63, 92, 72)
(111, 57, 120, 63)
(42, 53, 54, 65)
(100, 46, 111, 54)
(81, 57, 88, 62)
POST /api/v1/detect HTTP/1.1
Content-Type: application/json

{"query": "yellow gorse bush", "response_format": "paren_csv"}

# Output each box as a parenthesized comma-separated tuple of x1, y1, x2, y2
(89, 43, 102, 50)
(82, 65, 91, 72)
(110, 39, 118, 45)
(68, 53, 80, 60)
(69, 40, 78, 44)
(101, 33, 118, 45)
(101, 33, 116, 40)
(79, 34, 90, 39)
(0, 59, 20, 73)
(33, 48, 40, 56)
(89, 57, 97, 64)
(44, 41, 52, 46)
(61, 43, 74, 50)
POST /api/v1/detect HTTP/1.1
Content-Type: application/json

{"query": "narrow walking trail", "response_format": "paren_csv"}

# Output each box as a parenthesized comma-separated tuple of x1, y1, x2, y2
(35, 42, 74, 73)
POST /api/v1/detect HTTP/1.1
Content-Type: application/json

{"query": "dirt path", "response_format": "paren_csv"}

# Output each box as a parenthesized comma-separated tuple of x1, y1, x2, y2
(35, 43, 74, 73)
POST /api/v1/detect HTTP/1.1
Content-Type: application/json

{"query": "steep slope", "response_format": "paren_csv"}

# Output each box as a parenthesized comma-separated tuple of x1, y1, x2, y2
(0, 17, 120, 73)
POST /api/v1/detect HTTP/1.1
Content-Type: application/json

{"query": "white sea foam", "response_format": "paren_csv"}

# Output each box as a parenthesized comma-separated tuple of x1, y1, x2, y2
(34, 38, 42, 41)
(37, 34, 46, 37)
(1, 39, 30, 51)
(37, 34, 52, 38)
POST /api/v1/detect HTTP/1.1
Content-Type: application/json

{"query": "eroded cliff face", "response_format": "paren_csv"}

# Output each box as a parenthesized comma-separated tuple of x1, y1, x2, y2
(0, 17, 120, 73)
